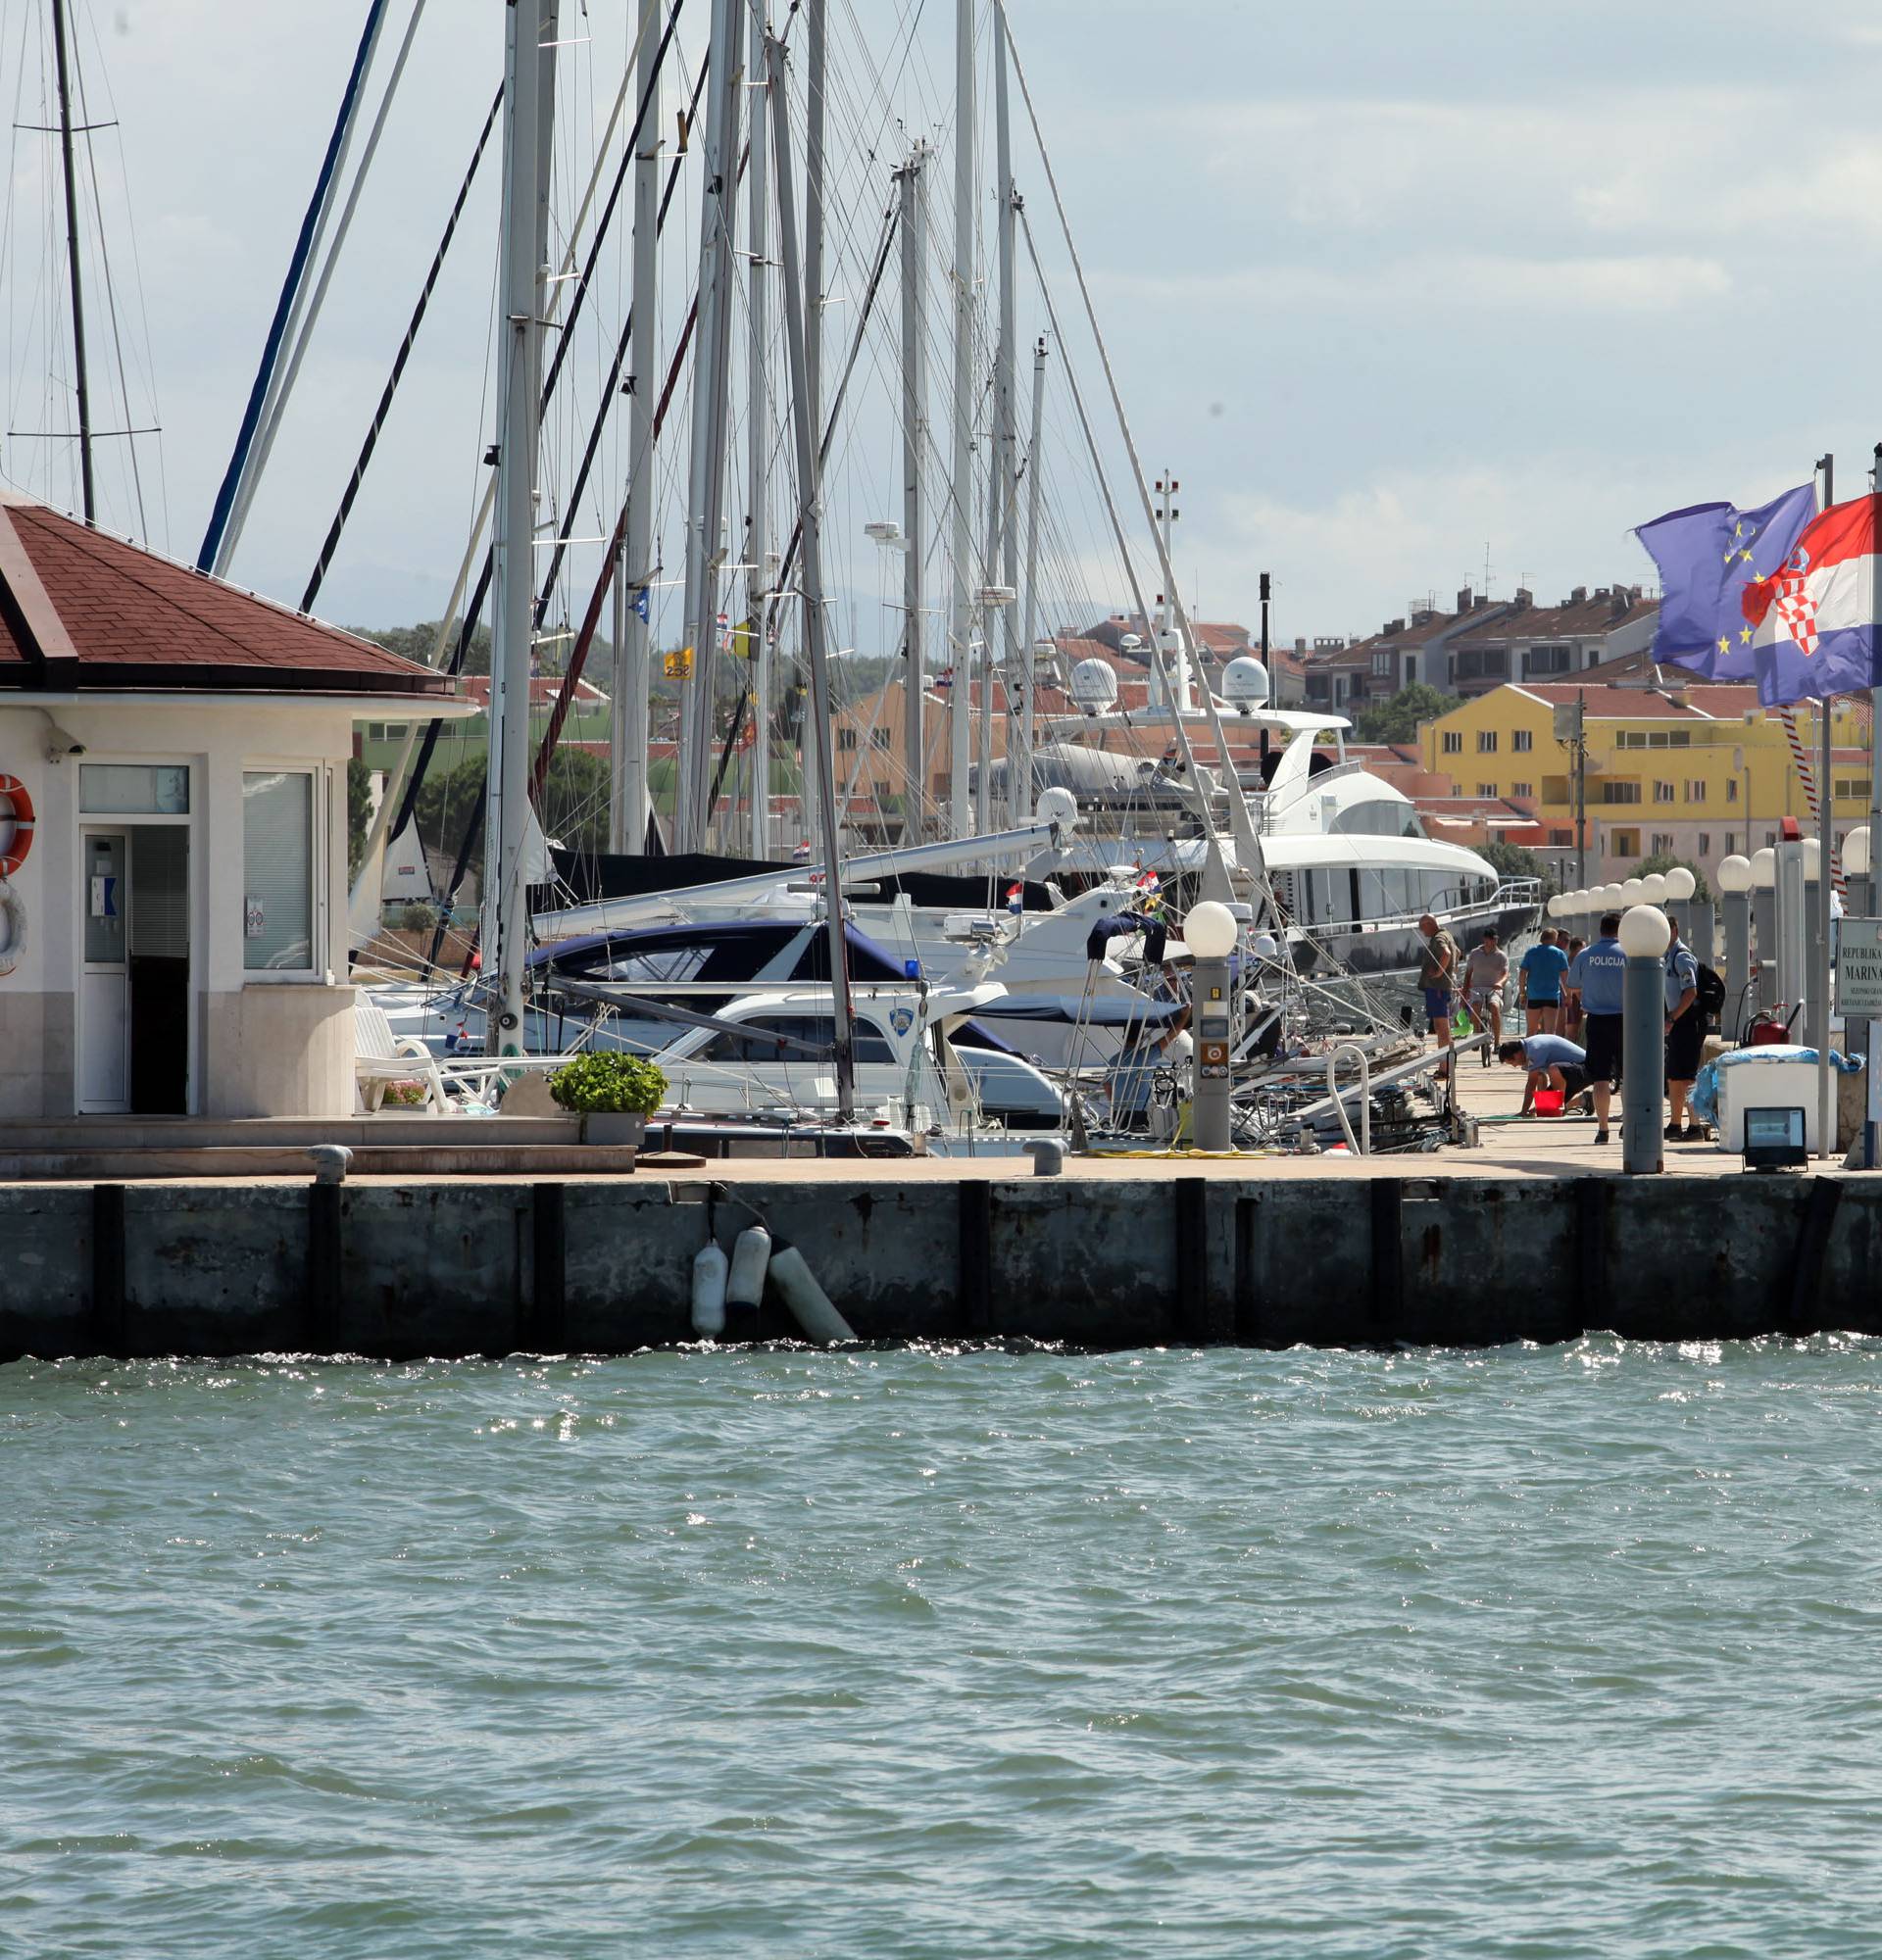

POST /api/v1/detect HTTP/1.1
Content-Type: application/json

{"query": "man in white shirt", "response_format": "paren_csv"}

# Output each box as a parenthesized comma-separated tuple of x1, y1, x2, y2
(1461, 929, 1510, 1060)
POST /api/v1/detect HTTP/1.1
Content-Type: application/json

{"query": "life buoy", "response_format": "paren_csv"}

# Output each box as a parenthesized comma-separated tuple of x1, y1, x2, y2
(0, 880, 25, 979)
(0, 775, 34, 877)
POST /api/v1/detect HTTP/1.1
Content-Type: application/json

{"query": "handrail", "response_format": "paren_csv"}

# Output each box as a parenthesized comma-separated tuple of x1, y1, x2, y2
(1326, 1042, 1371, 1154)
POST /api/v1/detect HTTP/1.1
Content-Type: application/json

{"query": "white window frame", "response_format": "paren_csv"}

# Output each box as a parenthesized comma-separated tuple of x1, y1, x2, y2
(241, 761, 328, 983)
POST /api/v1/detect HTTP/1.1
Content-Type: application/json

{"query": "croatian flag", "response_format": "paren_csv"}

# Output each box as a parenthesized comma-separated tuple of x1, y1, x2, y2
(1635, 482, 1816, 680)
(1743, 493, 1882, 706)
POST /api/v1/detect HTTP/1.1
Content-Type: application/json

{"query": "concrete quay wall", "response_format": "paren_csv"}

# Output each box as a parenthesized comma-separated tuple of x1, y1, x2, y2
(1, 1171, 1873, 1359)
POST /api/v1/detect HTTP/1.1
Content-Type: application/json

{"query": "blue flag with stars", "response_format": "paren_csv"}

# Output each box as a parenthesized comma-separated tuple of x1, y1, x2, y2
(1634, 482, 1816, 680)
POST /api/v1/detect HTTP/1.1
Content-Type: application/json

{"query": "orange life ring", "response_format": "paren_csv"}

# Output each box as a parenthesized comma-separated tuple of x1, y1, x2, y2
(0, 775, 33, 877)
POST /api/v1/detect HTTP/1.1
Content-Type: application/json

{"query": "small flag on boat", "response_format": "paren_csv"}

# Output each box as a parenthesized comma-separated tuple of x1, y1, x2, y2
(1136, 869, 1160, 893)
(633, 585, 651, 622)
(1006, 881, 1024, 913)
(935, 665, 954, 691)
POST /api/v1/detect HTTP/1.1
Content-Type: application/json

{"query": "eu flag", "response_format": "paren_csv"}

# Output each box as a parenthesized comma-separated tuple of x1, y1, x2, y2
(1634, 482, 1816, 680)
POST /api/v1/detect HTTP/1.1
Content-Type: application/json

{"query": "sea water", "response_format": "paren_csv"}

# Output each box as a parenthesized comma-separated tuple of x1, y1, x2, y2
(4, 1338, 1881, 1958)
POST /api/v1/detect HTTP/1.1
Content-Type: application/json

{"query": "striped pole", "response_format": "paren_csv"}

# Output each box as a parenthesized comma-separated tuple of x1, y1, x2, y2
(1779, 704, 1846, 898)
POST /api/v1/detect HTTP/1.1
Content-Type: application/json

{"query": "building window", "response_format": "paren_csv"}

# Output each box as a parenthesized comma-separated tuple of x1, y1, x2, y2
(1511, 782, 1534, 799)
(1653, 833, 1674, 855)
(1523, 645, 1571, 676)
(871, 729, 893, 750)
(1455, 648, 1508, 681)
(1371, 651, 1395, 677)
(1610, 829, 1639, 858)
(1477, 731, 1498, 754)
(1442, 731, 1462, 755)
(79, 763, 190, 814)
(838, 728, 859, 751)
(1654, 780, 1675, 803)
(1723, 831, 1736, 855)
(1684, 779, 1706, 802)
(1477, 782, 1498, 797)
(1513, 728, 1533, 752)
(1726, 779, 1740, 802)
(243, 769, 316, 974)
(1835, 775, 1872, 801)
(1602, 781, 1642, 805)
(1698, 834, 1711, 855)
(1550, 828, 1574, 846)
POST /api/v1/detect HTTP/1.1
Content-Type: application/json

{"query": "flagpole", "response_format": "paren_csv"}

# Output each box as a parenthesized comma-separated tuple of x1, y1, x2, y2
(1870, 445, 1882, 1167)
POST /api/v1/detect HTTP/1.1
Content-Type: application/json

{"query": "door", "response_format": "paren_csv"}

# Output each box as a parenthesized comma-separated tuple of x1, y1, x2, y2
(79, 830, 129, 1110)
(77, 826, 191, 1114)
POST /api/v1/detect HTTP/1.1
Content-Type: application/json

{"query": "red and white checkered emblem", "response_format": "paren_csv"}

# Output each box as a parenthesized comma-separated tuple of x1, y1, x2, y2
(1743, 548, 1820, 657)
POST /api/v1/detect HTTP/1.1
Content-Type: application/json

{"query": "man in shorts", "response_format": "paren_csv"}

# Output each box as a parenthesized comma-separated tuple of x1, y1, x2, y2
(1416, 912, 1460, 1077)
(1565, 912, 1627, 1146)
(1518, 927, 1569, 1035)
(1497, 1032, 1590, 1116)
(1662, 915, 1703, 1141)
(1462, 929, 1510, 1061)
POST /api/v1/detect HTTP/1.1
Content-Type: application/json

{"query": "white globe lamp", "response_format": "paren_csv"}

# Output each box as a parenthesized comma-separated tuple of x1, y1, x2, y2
(1640, 872, 1669, 905)
(1716, 854, 1753, 895)
(1751, 847, 1776, 890)
(1844, 825, 1872, 877)
(1620, 877, 1647, 906)
(1184, 901, 1239, 959)
(1618, 905, 1671, 957)
(1801, 838, 1822, 884)
(1665, 865, 1697, 902)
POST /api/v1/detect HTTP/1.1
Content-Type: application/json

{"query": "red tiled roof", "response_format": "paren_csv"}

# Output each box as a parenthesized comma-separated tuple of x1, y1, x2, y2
(0, 496, 458, 697)
(1512, 682, 1751, 719)
(1451, 592, 1656, 644)
(462, 674, 608, 710)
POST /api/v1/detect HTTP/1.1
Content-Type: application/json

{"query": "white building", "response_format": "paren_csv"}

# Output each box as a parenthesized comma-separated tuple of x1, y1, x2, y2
(0, 494, 470, 1118)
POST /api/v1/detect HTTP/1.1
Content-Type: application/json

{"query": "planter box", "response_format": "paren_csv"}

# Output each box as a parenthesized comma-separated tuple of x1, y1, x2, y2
(579, 1111, 648, 1148)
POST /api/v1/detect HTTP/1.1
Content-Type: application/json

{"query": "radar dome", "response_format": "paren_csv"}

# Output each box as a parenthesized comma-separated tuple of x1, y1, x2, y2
(1221, 657, 1270, 713)
(1070, 659, 1118, 714)
(1035, 785, 1078, 830)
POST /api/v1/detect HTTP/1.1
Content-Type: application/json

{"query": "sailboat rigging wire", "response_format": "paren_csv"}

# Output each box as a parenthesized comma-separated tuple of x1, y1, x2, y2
(196, 0, 391, 573)
(391, 38, 709, 867)
(301, 80, 502, 612)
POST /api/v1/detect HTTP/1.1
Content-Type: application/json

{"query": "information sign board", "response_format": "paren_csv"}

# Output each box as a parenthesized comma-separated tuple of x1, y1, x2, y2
(1838, 917, 1882, 1016)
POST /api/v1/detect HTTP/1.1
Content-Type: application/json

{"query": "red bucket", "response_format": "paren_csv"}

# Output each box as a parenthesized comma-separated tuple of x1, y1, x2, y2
(1533, 1087, 1564, 1116)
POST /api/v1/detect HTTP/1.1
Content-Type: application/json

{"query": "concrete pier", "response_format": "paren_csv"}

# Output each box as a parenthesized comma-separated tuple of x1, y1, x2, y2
(2, 1156, 1876, 1360)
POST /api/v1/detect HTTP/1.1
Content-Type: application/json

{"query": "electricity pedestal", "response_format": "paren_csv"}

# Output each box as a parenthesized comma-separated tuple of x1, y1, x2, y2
(1620, 904, 1670, 1175)
(1185, 901, 1239, 1152)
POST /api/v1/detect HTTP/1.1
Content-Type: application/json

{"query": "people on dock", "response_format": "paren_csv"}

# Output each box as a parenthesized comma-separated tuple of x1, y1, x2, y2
(1564, 913, 1626, 1146)
(1416, 913, 1460, 1078)
(1560, 938, 1587, 1041)
(1518, 927, 1569, 1035)
(1462, 929, 1509, 1061)
(1497, 1032, 1590, 1116)
(1662, 915, 1702, 1143)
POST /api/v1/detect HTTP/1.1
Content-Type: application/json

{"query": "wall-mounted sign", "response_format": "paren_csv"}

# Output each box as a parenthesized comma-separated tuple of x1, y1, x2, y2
(245, 897, 266, 939)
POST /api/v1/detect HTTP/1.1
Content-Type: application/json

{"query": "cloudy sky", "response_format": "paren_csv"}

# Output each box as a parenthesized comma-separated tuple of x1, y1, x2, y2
(6, 0, 1882, 651)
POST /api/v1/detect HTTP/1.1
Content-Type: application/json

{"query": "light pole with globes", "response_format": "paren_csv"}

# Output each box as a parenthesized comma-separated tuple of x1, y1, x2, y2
(1620, 904, 1671, 1174)
(1184, 901, 1239, 1152)
(1845, 823, 1873, 921)
(1716, 854, 1754, 1038)
(1751, 847, 1777, 1013)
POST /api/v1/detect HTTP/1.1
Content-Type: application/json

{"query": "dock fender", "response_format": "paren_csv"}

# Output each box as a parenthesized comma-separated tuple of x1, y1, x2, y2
(691, 1239, 728, 1339)
(768, 1238, 856, 1346)
(726, 1222, 771, 1314)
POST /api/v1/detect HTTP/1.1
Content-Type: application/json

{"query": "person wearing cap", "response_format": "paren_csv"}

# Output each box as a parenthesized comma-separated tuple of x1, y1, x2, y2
(1461, 929, 1510, 1061)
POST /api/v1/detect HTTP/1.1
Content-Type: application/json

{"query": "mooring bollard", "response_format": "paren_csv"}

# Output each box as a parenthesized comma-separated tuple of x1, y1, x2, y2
(1022, 1137, 1065, 1176)
(1620, 905, 1669, 1175)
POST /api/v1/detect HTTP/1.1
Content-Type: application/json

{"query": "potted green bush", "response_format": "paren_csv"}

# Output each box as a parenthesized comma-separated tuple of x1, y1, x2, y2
(547, 1052, 667, 1146)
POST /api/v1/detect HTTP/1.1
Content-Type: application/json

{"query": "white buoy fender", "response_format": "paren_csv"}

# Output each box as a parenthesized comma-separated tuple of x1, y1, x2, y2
(691, 1241, 728, 1339)
(768, 1239, 856, 1346)
(726, 1223, 771, 1313)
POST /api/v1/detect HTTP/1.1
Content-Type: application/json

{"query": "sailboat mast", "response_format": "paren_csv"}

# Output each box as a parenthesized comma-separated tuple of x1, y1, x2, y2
(677, 0, 743, 850)
(1016, 333, 1047, 823)
(767, 30, 856, 1121)
(48, 0, 93, 523)
(747, 0, 771, 862)
(946, 0, 977, 840)
(804, 0, 825, 434)
(610, 0, 664, 855)
(993, 20, 1019, 813)
(896, 145, 929, 848)
(484, 0, 555, 1054)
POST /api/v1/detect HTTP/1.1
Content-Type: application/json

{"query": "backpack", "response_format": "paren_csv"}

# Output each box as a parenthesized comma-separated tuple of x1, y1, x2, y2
(1694, 962, 1726, 1020)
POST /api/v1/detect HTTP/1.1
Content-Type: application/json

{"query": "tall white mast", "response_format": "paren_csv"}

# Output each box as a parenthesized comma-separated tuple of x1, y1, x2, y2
(767, 30, 856, 1119)
(610, 0, 664, 855)
(804, 0, 825, 436)
(676, 0, 744, 850)
(993, 19, 1020, 815)
(946, 0, 977, 839)
(1015, 333, 1047, 822)
(746, 0, 771, 861)
(484, 0, 557, 1054)
(896, 145, 930, 847)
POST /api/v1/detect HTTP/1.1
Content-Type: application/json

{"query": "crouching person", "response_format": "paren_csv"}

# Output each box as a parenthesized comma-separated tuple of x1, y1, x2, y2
(1498, 1032, 1591, 1118)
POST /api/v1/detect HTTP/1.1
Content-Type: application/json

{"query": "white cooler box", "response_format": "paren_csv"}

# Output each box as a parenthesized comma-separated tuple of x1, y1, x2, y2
(1712, 1054, 1824, 1153)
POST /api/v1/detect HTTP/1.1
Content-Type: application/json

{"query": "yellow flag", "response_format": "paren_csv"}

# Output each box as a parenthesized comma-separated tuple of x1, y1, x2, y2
(664, 647, 695, 680)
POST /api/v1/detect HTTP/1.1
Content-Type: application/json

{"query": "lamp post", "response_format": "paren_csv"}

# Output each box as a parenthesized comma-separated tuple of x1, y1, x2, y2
(1666, 864, 1709, 968)
(1775, 832, 1807, 1014)
(1751, 846, 1777, 1012)
(1717, 854, 1753, 1039)
(1802, 838, 1827, 1051)
(1184, 900, 1238, 1152)
(1619, 903, 1670, 1174)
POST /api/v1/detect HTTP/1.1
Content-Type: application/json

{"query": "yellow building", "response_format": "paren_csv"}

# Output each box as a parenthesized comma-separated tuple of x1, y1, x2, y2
(1417, 680, 1871, 886)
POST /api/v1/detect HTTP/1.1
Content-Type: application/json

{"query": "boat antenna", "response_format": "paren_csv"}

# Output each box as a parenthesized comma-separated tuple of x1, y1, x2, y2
(49, 0, 93, 522)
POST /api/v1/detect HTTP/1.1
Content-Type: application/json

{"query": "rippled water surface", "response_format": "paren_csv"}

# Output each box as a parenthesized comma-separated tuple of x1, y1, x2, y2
(5, 1339, 1882, 1957)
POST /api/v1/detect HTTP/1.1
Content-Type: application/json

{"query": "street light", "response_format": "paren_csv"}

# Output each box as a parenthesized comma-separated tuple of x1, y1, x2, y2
(1846, 824, 1873, 917)
(1621, 877, 1647, 906)
(1752, 847, 1776, 888)
(1665, 865, 1697, 902)
(1641, 872, 1669, 905)
(1184, 901, 1239, 1152)
(1618, 904, 1672, 1173)
(1717, 854, 1754, 1039)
